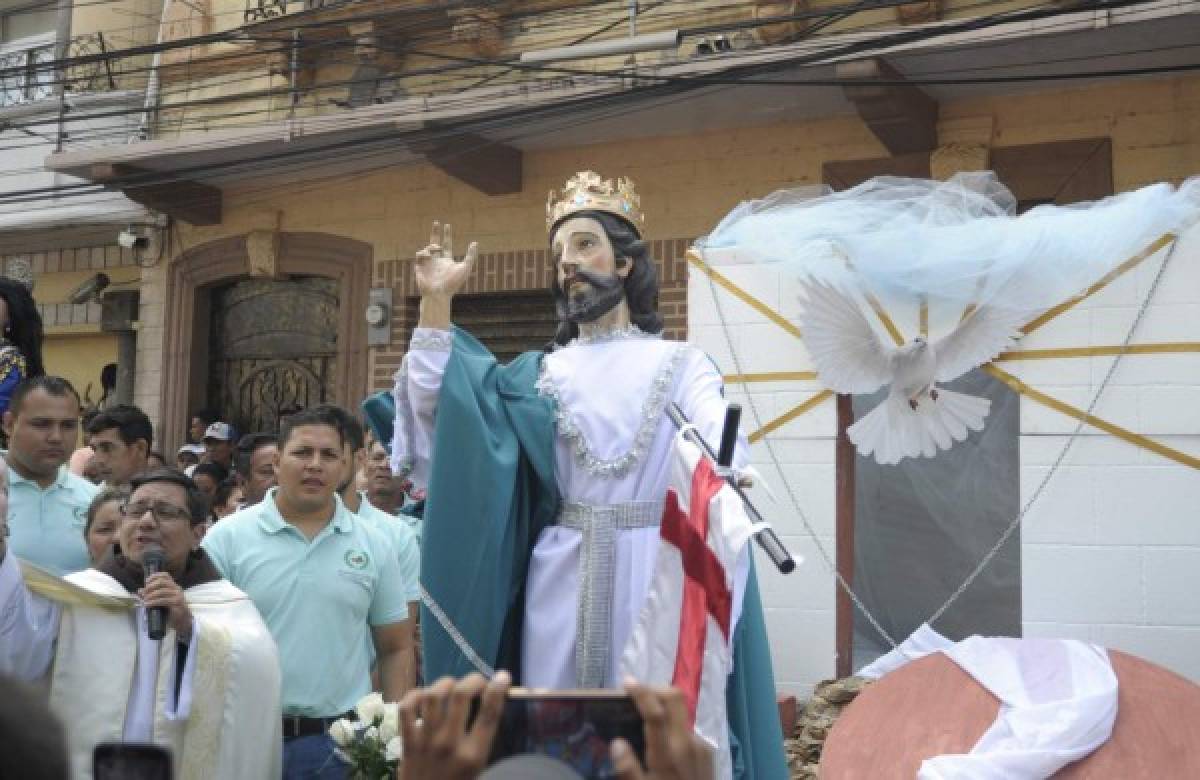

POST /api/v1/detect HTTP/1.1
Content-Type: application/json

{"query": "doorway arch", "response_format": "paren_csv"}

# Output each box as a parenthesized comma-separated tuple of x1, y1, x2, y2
(160, 231, 372, 452)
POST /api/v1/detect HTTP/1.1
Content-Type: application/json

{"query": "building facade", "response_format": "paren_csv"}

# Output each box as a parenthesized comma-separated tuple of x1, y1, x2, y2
(28, 0, 1200, 693)
(0, 0, 158, 407)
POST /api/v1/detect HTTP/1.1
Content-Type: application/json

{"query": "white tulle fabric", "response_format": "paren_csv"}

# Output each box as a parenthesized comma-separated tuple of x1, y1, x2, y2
(699, 172, 1200, 313)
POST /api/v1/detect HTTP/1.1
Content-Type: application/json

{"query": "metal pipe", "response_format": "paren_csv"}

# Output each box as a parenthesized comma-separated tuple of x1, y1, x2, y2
(115, 329, 137, 405)
(519, 29, 679, 65)
(289, 28, 300, 117)
(136, 0, 174, 140)
(667, 403, 796, 575)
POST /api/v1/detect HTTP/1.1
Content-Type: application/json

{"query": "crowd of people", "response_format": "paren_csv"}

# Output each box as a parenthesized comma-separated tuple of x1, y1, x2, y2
(0, 171, 786, 780)
(0, 372, 710, 780)
(0, 371, 431, 778)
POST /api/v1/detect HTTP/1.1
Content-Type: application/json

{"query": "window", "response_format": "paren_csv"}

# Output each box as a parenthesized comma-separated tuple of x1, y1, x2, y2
(1, 5, 57, 106)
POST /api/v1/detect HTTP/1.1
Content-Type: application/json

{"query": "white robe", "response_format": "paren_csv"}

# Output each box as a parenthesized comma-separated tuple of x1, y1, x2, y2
(394, 329, 749, 688)
(0, 555, 282, 780)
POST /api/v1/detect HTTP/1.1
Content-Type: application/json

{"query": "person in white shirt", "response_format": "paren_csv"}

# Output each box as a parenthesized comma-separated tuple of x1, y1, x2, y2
(0, 465, 281, 779)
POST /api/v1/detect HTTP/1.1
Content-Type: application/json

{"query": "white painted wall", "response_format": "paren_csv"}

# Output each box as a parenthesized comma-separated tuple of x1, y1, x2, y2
(0, 90, 151, 230)
(688, 222, 1200, 697)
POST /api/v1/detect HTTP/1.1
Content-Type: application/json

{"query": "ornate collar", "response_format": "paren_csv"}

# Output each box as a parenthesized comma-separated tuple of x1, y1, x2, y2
(564, 323, 660, 348)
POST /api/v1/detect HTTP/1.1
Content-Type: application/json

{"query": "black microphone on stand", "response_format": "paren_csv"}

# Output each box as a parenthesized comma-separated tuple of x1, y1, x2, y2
(142, 545, 167, 641)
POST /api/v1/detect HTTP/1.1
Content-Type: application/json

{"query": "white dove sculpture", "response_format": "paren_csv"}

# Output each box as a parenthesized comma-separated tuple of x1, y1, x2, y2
(798, 279, 1029, 465)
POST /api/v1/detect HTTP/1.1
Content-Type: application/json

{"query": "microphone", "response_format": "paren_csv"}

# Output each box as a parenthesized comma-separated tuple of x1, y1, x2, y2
(142, 546, 167, 641)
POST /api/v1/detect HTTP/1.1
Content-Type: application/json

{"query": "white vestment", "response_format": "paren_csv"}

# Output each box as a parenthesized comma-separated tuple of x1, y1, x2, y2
(394, 328, 749, 688)
(0, 554, 282, 780)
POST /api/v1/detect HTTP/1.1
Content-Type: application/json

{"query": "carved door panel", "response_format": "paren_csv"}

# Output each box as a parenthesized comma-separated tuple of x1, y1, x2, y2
(208, 277, 338, 435)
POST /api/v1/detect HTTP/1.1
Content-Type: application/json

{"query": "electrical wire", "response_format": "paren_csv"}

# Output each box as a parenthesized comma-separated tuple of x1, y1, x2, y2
(0, 0, 1192, 202)
(0, 0, 1162, 146)
(0, 0, 1178, 149)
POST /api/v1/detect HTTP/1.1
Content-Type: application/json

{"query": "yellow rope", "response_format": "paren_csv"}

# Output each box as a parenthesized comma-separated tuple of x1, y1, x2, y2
(984, 364, 1200, 471)
(997, 342, 1200, 360)
(687, 250, 802, 340)
(1021, 234, 1176, 335)
(749, 390, 834, 443)
(723, 371, 819, 383)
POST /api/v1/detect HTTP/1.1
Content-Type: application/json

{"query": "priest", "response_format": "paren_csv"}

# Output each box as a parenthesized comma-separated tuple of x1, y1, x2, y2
(0, 465, 281, 780)
(388, 171, 787, 778)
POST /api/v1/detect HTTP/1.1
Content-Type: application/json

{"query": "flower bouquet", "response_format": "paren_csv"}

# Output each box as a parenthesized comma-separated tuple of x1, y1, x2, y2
(329, 692, 403, 779)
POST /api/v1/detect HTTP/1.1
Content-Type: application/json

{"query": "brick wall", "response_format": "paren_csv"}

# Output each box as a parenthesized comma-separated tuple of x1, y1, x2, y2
(368, 237, 693, 390)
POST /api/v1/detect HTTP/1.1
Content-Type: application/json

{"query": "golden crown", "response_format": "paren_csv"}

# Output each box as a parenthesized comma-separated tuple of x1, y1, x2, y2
(546, 171, 644, 235)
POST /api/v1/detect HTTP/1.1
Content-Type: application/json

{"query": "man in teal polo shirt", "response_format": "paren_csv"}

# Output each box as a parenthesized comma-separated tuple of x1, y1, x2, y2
(203, 406, 413, 780)
(3, 376, 98, 576)
(322, 404, 421, 690)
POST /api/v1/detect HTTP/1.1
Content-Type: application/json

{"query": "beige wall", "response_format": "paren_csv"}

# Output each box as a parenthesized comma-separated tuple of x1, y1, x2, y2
(132, 73, 1200, 434)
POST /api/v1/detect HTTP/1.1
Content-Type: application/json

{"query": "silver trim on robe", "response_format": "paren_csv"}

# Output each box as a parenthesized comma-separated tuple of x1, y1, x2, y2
(556, 500, 664, 688)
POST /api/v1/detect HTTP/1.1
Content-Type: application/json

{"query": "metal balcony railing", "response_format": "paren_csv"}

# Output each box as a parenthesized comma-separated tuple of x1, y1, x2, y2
(245, 0, 326, 24)
(1, 33, 121, 108)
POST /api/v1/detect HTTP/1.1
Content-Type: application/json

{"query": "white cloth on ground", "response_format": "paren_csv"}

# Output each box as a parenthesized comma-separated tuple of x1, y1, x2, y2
(857, 624, 1118, 779)
(394, 329, 750, 688)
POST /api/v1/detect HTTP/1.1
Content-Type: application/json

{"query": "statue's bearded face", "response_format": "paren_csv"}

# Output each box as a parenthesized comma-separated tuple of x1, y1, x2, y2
(552, 216, 630, 323)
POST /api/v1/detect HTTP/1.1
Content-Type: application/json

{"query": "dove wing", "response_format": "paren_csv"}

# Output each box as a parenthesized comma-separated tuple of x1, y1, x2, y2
(798, 279, 894, 394)
(933, 304, 1028, 382)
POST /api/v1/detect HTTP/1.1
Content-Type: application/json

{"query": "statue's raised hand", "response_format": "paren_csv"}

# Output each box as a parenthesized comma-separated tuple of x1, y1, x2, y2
(415, 221, 478, 301)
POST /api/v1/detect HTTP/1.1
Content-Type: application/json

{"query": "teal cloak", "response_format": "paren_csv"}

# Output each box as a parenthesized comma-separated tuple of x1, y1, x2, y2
(418, 328, 788, 779)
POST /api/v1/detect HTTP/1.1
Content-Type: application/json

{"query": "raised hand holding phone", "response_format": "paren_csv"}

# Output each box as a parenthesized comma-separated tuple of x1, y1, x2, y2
(397, 670, 511, 780)
(610, 683, 715, 780)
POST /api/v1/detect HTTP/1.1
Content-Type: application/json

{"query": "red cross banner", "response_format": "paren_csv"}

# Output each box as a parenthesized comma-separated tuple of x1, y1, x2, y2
(621, 433, 764, 779)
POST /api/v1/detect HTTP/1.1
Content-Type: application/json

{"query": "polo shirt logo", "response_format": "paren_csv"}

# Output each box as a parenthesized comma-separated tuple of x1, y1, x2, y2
(344, 549, 370, 569)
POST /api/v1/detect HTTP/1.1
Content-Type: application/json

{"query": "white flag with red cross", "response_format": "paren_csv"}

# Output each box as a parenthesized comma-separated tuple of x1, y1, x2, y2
(621, 432, 764, 780)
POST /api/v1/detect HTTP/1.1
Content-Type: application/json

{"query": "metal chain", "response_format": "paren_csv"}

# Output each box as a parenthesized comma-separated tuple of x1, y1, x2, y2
(705, 235, 1178, 650)
(706, 273, 899, 649)
(419, 235, 1176, 679)
(924, 237, 1180, 627)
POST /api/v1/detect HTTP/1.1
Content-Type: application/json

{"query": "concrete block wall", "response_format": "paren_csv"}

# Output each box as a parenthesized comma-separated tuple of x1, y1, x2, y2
(1019, 223, 1200, 681)
(690, 258, 839, 700)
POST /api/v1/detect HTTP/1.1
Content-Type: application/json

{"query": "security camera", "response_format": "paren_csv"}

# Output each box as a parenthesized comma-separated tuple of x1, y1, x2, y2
(117, 229, 148, 250)
(67, 273, 110, 305)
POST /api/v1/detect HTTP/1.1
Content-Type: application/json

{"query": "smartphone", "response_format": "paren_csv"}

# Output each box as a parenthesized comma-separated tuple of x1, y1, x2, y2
(93, 742, 172, 780)
(488, 688, 646, 779)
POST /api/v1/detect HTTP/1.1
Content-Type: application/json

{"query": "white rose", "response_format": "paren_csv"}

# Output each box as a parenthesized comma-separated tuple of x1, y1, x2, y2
(380, 703, 400, 743)
(328, 718, 355, 748)
(355, 692, 387, 725)
(385, 735, 404, 762)
(364, 725, 379, 743)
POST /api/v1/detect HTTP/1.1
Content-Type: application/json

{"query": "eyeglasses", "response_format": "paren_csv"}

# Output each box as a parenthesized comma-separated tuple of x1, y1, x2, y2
(120, 501, 193, 525)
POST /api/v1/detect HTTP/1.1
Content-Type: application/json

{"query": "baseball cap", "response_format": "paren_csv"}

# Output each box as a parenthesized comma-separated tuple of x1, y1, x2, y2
(203, 422, 236, 442)
(177, 443, 205, 456)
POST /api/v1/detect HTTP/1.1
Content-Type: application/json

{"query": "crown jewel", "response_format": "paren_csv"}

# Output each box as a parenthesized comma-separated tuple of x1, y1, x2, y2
(546, 171, 644, 235)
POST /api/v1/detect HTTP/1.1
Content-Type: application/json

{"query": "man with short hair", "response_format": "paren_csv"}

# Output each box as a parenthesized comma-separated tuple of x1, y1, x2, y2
(0, 466, 282, 779)
(201, 422, 235, 470)
(235, 433, 278, 507)
(202, 406, 413, 779)
(188, 409, 217, 445)
(3, 377, 98, 576)
(364, 438, 405, 516)
(320, 406, 419, 682)
(87, 404, 153, 488)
